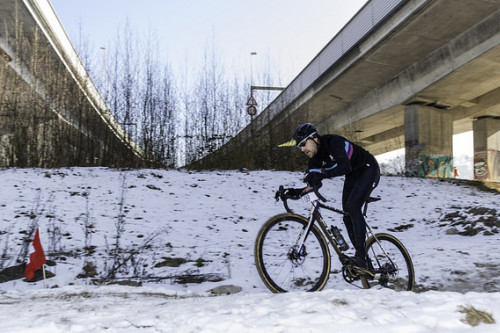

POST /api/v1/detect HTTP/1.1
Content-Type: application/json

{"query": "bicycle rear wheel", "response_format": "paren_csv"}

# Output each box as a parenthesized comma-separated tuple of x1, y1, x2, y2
(255, 213, 331, 293)
(363, 233, 415, 291)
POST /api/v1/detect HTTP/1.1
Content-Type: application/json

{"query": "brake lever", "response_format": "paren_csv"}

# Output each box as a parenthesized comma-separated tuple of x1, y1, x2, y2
(275, 185, 284, 202)
(275, 185, 293, 213)
(313, 185, 327, 202)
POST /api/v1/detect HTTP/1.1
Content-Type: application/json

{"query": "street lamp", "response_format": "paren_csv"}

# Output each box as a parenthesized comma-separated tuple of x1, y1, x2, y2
(246, 52, 258, 118)
(250, 51, 257, 86)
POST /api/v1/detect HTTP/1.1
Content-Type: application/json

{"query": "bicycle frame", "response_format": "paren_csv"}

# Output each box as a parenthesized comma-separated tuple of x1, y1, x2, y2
(297, 191, 348, 258)
(296, 191, 387, 264)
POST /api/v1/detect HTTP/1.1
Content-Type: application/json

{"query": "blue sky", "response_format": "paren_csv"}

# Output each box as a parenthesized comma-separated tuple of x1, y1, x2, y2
(49, 0, 367, 83)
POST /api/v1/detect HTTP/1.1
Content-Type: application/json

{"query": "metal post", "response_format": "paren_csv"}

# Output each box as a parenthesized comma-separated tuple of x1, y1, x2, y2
(250, 51, 257, 87)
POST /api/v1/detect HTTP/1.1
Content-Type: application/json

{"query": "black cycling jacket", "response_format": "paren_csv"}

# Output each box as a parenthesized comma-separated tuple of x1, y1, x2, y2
(307, 134, 374, 178)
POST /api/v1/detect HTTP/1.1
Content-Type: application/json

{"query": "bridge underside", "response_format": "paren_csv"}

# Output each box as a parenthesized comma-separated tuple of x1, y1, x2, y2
(0, 48, 141, 167)
(190, 0, 500, 181)
(0, 0, 144, 167)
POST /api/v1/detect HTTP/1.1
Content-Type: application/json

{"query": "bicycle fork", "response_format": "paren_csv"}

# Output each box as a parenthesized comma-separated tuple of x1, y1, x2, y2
(292, 201, 321, 260)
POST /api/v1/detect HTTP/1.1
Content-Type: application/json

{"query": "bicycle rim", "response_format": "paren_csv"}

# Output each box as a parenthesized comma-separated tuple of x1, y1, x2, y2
(255, 213, 331, 293)
(364, 233, 415, 291)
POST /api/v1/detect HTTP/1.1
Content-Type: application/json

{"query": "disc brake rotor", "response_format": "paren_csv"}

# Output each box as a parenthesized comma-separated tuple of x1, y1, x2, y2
(288, 246, 307, 265)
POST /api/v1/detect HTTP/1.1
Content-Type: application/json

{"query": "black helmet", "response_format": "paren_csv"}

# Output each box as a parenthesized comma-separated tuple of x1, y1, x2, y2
(278, 123, 319, 147)
(292, 123, 318, 142)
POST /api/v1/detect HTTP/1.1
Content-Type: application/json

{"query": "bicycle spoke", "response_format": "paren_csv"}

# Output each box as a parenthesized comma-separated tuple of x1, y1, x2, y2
(255, 214, 330, 292)
(364, 234, 414, 291)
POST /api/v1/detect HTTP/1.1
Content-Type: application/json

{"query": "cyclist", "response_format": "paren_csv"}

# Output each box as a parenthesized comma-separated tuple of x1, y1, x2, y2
(278, 123, 380, 268)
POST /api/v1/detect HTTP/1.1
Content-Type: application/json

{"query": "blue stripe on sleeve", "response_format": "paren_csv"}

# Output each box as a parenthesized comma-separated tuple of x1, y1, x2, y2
(325, 163, 338, 170)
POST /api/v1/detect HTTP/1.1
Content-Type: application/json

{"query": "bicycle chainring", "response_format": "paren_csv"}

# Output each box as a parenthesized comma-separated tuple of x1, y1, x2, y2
(342, 264, 361, 283)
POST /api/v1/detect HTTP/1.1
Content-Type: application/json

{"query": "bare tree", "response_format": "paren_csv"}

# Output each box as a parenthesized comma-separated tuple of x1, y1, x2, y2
(1, 15, 293, 168)
(137, 30, 177, 166)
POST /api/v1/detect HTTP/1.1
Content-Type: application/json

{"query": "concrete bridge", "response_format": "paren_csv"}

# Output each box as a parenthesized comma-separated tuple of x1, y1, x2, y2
(190, 0, 500, 182)
(0, 0, 144, 167)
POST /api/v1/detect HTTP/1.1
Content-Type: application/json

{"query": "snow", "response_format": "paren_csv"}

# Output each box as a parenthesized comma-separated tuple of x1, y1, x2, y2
(0, 167, 499, 332)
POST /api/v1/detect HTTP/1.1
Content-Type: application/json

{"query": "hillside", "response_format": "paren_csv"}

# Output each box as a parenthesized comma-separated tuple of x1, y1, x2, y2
(0, 168, 499, 332)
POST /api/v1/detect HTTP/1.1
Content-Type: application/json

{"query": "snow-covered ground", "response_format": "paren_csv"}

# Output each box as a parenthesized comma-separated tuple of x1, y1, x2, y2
(0, 168, 499, 332)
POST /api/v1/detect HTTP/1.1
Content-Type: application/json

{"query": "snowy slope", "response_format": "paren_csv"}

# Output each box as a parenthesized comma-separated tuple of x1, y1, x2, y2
(0, 168, 499, 332)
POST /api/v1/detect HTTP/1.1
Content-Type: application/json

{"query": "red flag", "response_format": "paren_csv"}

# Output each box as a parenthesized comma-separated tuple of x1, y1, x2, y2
(25, 228, 47, 281)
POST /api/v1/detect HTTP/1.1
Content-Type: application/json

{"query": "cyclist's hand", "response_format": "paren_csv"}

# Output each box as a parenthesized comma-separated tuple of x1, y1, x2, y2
(284, 188, 303, 200)
(304, 171, 324, 188)
(274, 189, 281, 201)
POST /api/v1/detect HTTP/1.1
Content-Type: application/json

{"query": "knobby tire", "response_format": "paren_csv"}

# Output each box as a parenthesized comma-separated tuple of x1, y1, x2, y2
(255, 213, 331, 293)
(363, 233, 415, 291)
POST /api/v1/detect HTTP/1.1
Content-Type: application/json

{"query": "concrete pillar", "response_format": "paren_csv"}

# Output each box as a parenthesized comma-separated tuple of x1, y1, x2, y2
(473, 116, 500, 181)
(404, 104, 453, 178)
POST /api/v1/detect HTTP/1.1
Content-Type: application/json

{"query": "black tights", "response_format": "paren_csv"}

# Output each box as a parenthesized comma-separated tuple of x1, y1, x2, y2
(342, 156, 380, 259)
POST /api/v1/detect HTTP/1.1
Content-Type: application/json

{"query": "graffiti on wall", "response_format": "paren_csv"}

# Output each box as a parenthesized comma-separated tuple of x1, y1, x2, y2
(418, 154, 453, 178)
(474, 149, 500, 181)
(474, 151, 489, 180)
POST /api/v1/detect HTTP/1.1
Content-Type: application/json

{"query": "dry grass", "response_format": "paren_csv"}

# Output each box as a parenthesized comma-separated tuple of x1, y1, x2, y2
(459, 304, 495, 327)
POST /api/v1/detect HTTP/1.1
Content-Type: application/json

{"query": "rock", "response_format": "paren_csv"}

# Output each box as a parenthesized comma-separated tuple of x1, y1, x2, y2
(25, 268, 55, 282)
(77, 262, 98, 278)
(208, 285, 242, 295)
(0, 264, 26, 282)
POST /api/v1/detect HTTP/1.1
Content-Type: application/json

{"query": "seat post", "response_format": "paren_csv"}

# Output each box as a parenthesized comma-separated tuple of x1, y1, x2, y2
(363, 197, 381, 217)
(363, 202, 369, 217)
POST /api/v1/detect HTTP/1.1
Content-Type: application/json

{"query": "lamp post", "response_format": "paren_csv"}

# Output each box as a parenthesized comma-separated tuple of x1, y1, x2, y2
(100, 47, 107, 99)
(250, 51, 257, 87)
(247, 52, 258, 119)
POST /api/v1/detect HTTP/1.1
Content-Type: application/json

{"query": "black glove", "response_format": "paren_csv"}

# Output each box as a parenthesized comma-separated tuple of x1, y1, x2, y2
(284, 188, 304, 200)
(304, 172, 324, 188)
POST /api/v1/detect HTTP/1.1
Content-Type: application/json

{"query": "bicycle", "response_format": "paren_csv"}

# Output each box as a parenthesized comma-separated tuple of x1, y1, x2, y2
(254, 185, 415, 292)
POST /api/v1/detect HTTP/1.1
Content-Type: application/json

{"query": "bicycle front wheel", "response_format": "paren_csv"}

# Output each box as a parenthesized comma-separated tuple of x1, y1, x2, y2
(364, 233, 415, 291)
(255, 213, 331, 293)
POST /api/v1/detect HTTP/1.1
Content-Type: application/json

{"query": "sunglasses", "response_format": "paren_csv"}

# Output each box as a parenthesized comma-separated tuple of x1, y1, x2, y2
(296, 132, 317, 148)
